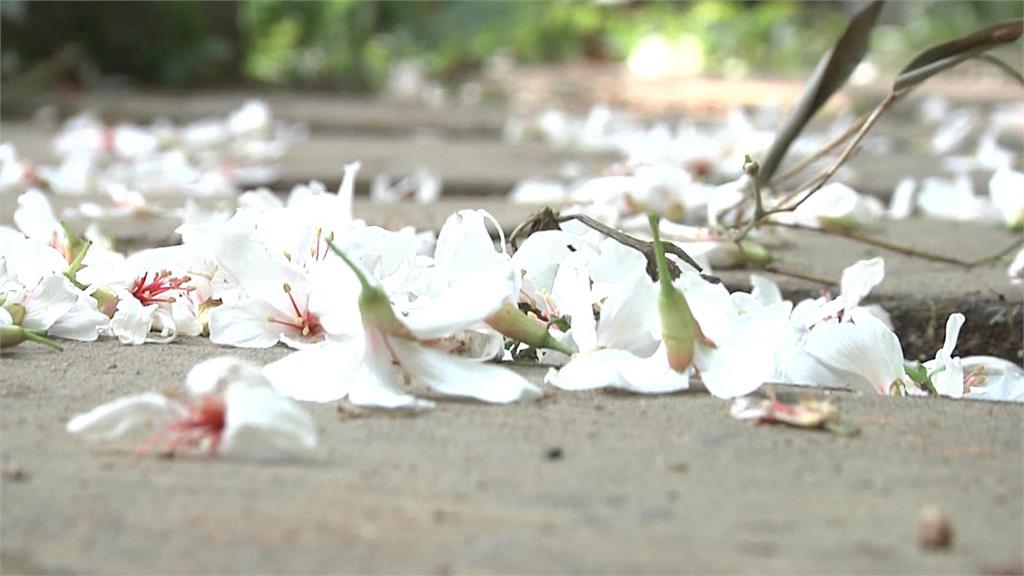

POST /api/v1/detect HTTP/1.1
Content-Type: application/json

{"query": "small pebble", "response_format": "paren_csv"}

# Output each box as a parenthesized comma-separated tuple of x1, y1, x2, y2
(918, 505, 953, 550)
(1, 464, 29, 482)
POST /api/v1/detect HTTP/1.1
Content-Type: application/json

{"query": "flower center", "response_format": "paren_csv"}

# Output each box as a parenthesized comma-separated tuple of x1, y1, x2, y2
(131, 270, 194, 306)
(137, 395, 227, 456)
(266, 283, 324, 338)
(963, 366, 987, 393)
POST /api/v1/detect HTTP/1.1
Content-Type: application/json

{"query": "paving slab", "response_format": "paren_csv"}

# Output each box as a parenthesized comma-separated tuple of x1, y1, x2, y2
(0, 121, 617, 197)
(1, 338, 1022, 574)
(1, 90, 510, 139)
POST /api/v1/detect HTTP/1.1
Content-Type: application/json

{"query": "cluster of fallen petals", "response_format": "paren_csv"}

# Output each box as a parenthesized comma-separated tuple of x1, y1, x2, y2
(2, 101, 1022, 462)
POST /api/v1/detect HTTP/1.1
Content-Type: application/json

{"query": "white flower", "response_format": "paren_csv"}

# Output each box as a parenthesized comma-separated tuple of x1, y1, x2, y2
(802, 308, 906, 395)
(919, 313, 1024, 402)
(263, 240, 540, 408)
(923, 313, 966, 398)
(961, 356, 1024, 403)
(67, 357, 317, 460)
(989, 169, 1024, 229)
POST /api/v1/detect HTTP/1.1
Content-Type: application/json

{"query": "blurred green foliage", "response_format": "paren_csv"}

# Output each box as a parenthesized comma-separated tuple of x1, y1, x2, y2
(1, 1, 1020, 90)
(237, 1, 850, 88)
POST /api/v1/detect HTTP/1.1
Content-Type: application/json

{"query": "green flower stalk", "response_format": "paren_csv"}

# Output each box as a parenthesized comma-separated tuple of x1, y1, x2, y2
(326, 239, 414, 339)
(648, 213, 715, 372)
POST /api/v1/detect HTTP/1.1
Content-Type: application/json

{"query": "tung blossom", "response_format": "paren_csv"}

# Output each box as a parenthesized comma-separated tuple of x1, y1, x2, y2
(67, 357, 317, 460)
(263, 239, 540, 408)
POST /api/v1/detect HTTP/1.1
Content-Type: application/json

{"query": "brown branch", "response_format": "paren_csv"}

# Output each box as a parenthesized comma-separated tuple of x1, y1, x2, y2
(767, 91, 902, 218)
(770, 111, 871, 186)
(762, 220, 997, 268)
(966, 238, 1024, 267)
(557, 213, 706, 274)
(759, 265, 835, 287)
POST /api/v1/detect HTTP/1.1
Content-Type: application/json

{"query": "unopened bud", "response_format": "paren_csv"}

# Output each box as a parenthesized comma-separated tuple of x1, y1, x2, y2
(485, 303, 574, 356)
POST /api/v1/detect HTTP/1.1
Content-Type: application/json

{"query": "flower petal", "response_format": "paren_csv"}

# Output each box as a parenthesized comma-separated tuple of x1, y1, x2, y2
(348, 331, 434, 410)
(209, 299, 287, 349)
(67, 392, 183, 442)
(219, 382, 318, 460)
(390, 337, 541, 403)
(545, 348, 633, 391)
(264, 339, 360, 403)
(804, 309, 905, 394)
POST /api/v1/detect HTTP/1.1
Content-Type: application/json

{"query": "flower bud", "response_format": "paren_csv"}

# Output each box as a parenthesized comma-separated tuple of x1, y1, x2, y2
(738, 239, 773, 266)
(3, 303, 26, 326)
(0, 324, 26, 348)
(92, 287, 119, 318)
(649, 214, 715, 372)
(485, 303, 575, 356)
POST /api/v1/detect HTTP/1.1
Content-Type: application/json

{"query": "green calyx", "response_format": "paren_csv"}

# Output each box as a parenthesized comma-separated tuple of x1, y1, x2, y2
(485, 303, 575, 357)
(0, 324, 63, 351)
(326, 238, 413, 339)
(648, 213, 712, 373)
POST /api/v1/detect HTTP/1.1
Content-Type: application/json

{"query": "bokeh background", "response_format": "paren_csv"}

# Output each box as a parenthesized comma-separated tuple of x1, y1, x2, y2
(2, 1, 1020, 92)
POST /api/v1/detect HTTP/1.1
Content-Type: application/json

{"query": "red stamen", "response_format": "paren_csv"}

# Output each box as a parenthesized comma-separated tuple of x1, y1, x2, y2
(131, 270, 194, 306)
(137, 395, 226, 456)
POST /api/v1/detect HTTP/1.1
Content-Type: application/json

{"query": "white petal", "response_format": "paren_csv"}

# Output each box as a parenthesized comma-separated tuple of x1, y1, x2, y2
(804, 309, 905, 394)
(21, 274, 78, 331)
(433, 209, 508, 285)
(962, 356, 1024, 402)
(48, 298, 108, 341)
(403, 266, 514, 340)
(14, 189, 61, 241)
(595, 272, 659, 355)
(108, 298, 157, 346)
(550, 251, 596, 353)
(546, 348, 633, 391)
(186, 356, 270, 397)
(67, 393, 183, 442)
(939, 313, 965, 358)
(214, 227, 306, 308)
(348, 331, 433, 410)
(264, 339, 360, 403)
(208, 300, 287, 348)
(695, 302, 789, 398)
(932, 357, 965, 398)
(750, 274, 783, 306)
(617, 345, 692, 394)
(390, 337, 541, 403)
(219, 382, 318, 460)
(839, 257, 885, 309)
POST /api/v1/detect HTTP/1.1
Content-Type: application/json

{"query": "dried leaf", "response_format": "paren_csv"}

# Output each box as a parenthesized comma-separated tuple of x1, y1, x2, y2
(730, 389, 859, 436)
(894, 20, 1024, 91)
(758, 0, 884, 185)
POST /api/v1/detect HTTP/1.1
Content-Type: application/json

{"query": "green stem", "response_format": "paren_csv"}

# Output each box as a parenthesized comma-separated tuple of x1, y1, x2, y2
(21, 329, 64, 351)
(647, 213, 673, 290)
(64, 239, 93, 289)
(326, 238, 373, 292)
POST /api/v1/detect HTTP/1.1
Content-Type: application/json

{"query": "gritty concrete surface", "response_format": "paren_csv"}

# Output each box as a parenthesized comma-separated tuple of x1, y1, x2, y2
(2, 338, 1023, 575)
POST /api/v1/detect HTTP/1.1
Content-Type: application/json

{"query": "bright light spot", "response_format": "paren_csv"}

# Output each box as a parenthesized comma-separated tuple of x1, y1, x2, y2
(628, 35, 675, 77)
(628, 34, 706, 78)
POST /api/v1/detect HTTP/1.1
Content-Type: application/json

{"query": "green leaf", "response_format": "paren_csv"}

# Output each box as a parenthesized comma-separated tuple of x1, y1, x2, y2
(894, 20, 1024, 91)
(758, 0, 884, 185)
